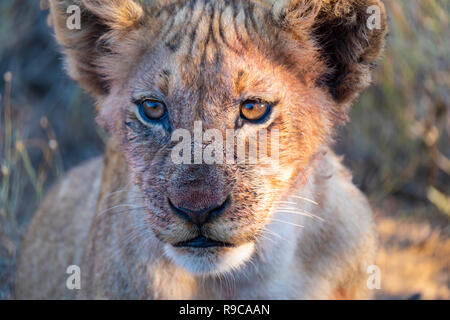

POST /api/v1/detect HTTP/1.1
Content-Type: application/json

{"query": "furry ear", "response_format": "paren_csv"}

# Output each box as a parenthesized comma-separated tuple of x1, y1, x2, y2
(49, 0, 145, 97)
(272, 0, 387, 104)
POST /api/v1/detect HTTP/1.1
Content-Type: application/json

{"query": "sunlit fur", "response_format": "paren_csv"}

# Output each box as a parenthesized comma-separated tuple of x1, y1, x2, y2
(16, 0, 387, 299)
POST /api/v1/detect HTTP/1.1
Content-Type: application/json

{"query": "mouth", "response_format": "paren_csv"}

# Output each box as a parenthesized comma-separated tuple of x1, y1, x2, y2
(174, 236, 234, 249)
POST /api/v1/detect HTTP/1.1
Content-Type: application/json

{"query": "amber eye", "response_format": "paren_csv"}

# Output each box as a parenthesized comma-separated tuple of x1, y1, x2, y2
(240, 100, 271, 123)
(138, 99, 167, 121)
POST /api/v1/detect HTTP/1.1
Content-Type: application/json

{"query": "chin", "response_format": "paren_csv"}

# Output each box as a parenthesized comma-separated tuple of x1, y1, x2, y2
(163, 242, 255, 275)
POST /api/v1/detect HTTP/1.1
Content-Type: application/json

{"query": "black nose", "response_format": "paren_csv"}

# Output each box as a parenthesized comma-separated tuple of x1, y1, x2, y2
(168, 196, 230, 225)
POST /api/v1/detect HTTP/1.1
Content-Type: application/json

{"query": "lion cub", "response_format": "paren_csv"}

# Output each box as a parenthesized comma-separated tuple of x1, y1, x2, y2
(16, 0, 387, 299)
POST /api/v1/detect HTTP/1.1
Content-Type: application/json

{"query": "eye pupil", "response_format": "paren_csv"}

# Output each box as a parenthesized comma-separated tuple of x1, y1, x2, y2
(140, 99, 166, 121)
(240, 100, 270, 122)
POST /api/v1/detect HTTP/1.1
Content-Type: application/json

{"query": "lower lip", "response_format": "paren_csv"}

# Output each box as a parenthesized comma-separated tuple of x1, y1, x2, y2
(174, 236, 234, 249)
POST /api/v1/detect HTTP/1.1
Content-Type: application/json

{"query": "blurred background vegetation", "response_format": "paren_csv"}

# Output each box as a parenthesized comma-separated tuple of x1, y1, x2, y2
(0, 0, 449, 299)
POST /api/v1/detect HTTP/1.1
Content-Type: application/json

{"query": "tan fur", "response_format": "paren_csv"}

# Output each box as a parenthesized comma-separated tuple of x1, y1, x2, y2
(16, 0, 387, 299)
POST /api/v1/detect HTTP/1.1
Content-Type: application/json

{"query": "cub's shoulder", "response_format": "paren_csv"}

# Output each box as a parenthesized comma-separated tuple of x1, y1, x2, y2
(15, 156, 104, 299)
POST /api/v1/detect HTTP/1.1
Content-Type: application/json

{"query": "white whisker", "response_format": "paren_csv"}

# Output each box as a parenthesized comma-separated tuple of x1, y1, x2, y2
(258, 233, 276, 244)
(271, 218, 304, 228)
(287, 195, 318, 205)
(104, 189, 142, 199)
(97, 204, 145, 217)
(261, 228, 282, 239)
(276, 209, 324, 222)
(261, 228, 291, 243)
(273, 201, 297, 205)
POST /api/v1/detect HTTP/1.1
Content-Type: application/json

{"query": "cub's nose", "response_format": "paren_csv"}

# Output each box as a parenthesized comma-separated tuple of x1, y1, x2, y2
(168, 196, 230, 225)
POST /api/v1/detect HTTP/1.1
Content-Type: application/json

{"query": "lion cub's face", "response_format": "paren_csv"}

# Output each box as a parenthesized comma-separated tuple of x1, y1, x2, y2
(109, 2, 334, 274)
(51, 0, 386, 274)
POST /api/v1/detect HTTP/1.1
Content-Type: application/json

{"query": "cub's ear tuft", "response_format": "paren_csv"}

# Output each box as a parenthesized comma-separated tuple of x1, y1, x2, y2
(272, 0, 388, 104)
(48, 0, 145, 97)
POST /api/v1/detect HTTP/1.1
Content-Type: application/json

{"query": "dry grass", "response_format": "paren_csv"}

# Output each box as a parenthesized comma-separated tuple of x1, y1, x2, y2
(376, 208, 449, 299)
(0, 71, 63, 299)
(338, 0, 449, 201)
(0, 0, 103, 299)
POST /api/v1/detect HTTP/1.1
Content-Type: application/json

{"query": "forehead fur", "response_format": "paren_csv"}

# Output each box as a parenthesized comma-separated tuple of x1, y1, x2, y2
(50, 0, 386, 108)
(108, 0, 325, 93)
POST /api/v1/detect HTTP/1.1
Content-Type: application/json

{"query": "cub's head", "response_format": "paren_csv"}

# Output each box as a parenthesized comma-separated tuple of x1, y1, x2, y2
(49, 0, 386, 274)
